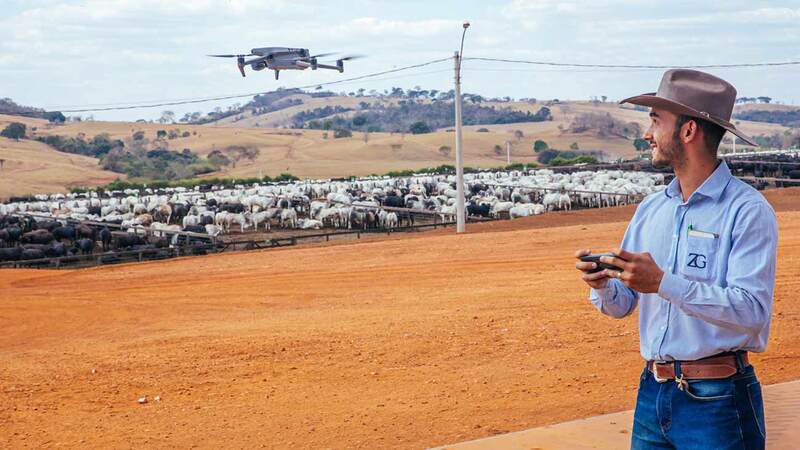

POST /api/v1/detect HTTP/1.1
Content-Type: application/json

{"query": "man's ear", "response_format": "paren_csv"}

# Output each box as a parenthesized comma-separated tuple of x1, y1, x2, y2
(682, 119, 699, 144)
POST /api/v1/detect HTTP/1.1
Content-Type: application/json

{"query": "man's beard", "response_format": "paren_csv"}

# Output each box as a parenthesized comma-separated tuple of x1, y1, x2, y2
(651, 130, 685, 169)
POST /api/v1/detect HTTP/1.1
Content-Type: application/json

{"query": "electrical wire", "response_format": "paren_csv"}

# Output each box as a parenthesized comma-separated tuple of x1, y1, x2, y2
(51, 55, 800, 113)
(463, 57, 800, 69)
(55, 57, 453, 113)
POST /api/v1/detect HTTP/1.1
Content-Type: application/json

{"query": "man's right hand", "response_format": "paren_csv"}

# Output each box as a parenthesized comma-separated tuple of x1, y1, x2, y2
(575, 249, 610, 289)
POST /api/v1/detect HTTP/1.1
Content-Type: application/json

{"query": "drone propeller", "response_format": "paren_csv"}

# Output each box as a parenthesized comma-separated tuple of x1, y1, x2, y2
(207, 54, 253, 58)
(337, 54, 365, 62)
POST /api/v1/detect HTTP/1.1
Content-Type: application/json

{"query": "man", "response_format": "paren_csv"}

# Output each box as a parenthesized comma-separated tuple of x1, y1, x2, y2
(575, 69, 777, 449)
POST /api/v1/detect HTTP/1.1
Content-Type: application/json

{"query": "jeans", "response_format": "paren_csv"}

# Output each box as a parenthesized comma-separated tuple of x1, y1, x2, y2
(631, 363, 765, 450)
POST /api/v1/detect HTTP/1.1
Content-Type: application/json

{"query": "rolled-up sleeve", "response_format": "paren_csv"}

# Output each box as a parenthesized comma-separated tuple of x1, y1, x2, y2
(588, 214, 640, 319)
(658, 201, 777, 335)
(590, 279, 638, 318)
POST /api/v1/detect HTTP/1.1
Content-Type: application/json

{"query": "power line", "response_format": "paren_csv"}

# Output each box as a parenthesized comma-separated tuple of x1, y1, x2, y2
(463, 57, 800, 69)
(51, 55, 800, 113)
(55, 57, 453, 113)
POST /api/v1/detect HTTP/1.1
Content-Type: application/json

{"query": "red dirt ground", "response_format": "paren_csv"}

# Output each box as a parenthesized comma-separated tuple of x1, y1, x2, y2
(1, 188, 799, 449)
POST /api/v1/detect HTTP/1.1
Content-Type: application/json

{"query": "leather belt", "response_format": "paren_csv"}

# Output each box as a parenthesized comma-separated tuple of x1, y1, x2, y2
(648, 353, 749, 383)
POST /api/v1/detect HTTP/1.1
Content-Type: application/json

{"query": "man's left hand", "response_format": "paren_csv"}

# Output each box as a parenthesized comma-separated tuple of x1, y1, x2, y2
(600, 248, 664, 294)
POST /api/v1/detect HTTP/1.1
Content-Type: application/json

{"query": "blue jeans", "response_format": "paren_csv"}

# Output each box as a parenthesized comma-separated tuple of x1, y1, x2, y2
(631, 363, 765, 449)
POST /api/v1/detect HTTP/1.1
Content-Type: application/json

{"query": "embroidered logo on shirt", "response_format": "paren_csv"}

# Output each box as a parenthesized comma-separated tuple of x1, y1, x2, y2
(687, 253, 707, 269)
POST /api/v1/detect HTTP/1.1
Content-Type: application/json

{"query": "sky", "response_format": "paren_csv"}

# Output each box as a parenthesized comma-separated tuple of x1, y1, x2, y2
(1, 0, 799, 121)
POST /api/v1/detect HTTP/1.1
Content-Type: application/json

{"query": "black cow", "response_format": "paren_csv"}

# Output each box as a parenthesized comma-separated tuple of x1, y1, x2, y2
(46, 242, 69, 258)
(183, 225, 206, 234)
(21, 230, 55, 245)
(171, 203, 191, 225)
(0, 226, 22, 246)
(0, 247, 23, 261)
(199, 215, 213, 226)
(205, 198, 218, 208)
(75, 224, 95, 240)
(88, 206, 102, 216)
(74, 238, 95, 255)
(20, 248, 46, 261)
(470, 183, 487, 195)
(35, 220, 61, 232)
(382, 195, 404, 208)
(113, 233, 146, 249)
(52, 226, 76, 242)
(221, 203, 244, 213)
(467, 203, 491, 218)
(99, 227, 112, 252)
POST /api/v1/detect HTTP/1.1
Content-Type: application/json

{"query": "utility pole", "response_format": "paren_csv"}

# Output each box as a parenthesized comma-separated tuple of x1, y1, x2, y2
(454, 21, 470, 233)
(506, 141, 512, 165)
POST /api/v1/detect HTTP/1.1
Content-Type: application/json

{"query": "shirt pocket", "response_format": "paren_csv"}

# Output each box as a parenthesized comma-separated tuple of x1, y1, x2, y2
(680, 232, 719, 281)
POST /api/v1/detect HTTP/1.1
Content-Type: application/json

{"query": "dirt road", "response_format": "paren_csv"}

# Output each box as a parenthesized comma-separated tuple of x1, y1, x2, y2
(1, 189, 799, 449)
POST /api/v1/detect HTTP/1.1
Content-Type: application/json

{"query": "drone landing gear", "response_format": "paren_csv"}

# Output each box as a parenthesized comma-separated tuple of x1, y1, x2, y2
(274, 70, 279, 80)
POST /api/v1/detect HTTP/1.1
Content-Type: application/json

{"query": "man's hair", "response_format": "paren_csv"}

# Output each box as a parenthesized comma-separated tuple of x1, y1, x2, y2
(674, 114, 726, 155)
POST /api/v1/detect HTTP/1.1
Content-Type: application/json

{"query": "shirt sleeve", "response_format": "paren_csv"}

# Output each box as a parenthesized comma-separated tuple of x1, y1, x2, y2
(588, 208, 640, 319)
(658, 201, 777, 335)
(590, 279, 638, 318)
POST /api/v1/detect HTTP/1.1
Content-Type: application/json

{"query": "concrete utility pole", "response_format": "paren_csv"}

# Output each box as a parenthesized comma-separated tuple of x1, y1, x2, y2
(454, 21, 470, 233)
(506, 141, 512, 165)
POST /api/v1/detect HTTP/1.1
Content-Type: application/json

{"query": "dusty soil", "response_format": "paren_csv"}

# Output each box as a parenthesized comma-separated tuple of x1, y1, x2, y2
(1, 188, 799, 449)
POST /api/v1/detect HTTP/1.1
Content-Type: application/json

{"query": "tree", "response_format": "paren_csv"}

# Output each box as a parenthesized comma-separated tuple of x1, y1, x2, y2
(223, 145, 260, 167)
(533, 139, 548, 153)
(1, 122, 26, 140)
(132, 130, 146, 141)
(601, 95, 607, 103)
(352, 115, 367, 127)
(514, 130, 524, 141)
(757, 96, 772, 104)
(44, 111, 66, 123)
(409, 121, 431, 134)
(438, 145, 451, 157)
(159, 110, 175, 124)
(156, 130, 167, 140)
(334, 129, 352, 138)
(570, 142, 579, 150)
(633, 138, 650, 151)
(493, 144, 503, 156)
(208, 149, 232, 167)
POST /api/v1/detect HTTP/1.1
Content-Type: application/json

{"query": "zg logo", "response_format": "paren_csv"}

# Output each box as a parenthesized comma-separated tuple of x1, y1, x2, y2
(687, 253, 707, 269)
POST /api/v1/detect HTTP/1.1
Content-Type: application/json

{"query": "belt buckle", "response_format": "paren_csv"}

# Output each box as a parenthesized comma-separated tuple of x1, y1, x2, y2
(653, 361, 670, 383)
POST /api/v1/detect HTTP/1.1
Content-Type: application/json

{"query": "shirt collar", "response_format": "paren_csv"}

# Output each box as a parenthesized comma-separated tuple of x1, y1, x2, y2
(663, 160, 732, 202)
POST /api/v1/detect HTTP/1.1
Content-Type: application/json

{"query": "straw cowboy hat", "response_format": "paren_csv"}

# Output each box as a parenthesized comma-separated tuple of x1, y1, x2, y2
(621, 69, 757, 146)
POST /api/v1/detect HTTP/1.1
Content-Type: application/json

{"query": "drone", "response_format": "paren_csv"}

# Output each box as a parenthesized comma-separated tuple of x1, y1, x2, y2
(208, 47, 361, 80)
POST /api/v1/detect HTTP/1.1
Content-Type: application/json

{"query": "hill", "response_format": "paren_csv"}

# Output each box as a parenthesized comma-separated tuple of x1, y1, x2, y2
(0, 134, 120, 199)
(0, 94, 795, 198)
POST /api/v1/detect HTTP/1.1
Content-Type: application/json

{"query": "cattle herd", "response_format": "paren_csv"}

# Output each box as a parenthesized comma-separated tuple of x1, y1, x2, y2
(0, 168, 666, 265)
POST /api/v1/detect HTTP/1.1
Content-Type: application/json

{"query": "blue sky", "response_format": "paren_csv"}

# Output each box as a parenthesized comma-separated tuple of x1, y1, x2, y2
(2, 0, 799, 121)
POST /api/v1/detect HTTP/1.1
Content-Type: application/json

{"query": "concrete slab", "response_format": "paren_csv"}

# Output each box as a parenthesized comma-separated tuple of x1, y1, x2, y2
(432, 380, 800, 450)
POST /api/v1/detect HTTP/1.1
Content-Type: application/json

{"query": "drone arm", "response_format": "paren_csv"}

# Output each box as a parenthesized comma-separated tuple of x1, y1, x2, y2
(315, 63, 342, 72)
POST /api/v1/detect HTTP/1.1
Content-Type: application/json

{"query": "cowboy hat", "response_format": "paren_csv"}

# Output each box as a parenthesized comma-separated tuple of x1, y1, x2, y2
(620, 69, 757, 146)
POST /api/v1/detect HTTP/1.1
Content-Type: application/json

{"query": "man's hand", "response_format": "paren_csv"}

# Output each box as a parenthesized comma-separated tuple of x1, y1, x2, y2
(600, 248, 664, 294)
(575, 249, 610, 289)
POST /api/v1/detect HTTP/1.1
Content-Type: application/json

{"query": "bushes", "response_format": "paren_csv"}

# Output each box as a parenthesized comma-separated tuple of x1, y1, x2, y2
(409, 121, 431, 134)
(537, 149, 598, 166)
(1, 122, 26, 140)
(334, 129, 352, 138)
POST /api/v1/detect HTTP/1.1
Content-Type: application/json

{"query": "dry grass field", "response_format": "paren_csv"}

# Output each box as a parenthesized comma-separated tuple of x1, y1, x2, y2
(1, 187, 799, 449)
(0, 136, 119, 198)
(0, 98, 794, 199)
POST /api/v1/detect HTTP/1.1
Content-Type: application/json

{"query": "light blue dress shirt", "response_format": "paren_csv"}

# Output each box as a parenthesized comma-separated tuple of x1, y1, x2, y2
(590, 160, 778, 361)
